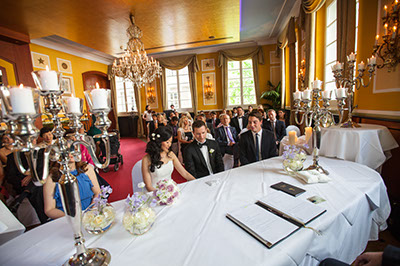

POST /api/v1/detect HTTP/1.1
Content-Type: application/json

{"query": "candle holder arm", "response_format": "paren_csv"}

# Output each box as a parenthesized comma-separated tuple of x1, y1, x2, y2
(73, 137, 110, 169)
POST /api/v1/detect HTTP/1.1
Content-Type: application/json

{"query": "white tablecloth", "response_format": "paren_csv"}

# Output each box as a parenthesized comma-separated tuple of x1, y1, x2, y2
(0, 157, 390, 266)
(320, 124, 398, 169)
(0, 200, 25, 246)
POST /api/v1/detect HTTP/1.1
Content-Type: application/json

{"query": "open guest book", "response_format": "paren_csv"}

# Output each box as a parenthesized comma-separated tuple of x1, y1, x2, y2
(226, 191, 326, 248)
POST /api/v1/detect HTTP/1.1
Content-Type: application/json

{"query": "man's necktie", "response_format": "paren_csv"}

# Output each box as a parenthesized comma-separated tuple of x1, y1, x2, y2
(255, 133, 260, 161)
(226, 127, 235, 144)
(271, 121, 277, 140)
(197, 141, 207, 148)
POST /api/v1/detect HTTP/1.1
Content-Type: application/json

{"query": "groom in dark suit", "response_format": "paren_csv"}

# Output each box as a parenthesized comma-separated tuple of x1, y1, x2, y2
(239, 111, 277, 165)
(183, 120, 224, 179)
(262, 109, 286, 148)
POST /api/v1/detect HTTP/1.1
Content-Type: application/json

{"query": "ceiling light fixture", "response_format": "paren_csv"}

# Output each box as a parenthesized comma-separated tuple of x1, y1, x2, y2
(112, 14, 162, 88)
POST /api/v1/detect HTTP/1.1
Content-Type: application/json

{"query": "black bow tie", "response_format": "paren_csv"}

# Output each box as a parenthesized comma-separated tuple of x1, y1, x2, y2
(197, 141, 207, 148)
(238, 116, 242, 119)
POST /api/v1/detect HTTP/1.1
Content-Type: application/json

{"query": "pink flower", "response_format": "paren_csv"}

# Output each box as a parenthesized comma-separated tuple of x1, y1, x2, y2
(173, 192, 179, 197)
(167, 185, 174, 192)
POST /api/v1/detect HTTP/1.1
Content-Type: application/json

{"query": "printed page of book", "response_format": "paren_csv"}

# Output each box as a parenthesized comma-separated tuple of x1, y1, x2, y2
(259, 191, 326, 224)
(228, 204, 298, 245)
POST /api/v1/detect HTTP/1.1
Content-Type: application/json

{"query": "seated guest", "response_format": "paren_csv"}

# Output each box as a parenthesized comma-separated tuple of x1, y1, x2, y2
(263, 109, 286, 148)
(168, 116, 179, 156)
(196, 114, 214, 139)
(170, 104, 176, 113)
(247, 105, 254, 115)
(208, 111, 220, 130)
(258, 107, 267, 119)
(232, 107, 238, 117)
(230, 106, 248, 136)
(239, 111, 277, 165)
(183, 120, 224, 178)
(43, 158, 100, 219)
(277, 109, 286, 126)
(40, 127, 55, 145)
(0, 134, 14, 165)
(157, 113, 167, 127)
(215, 114, 239, 169)
(142, 127, 195, 191)
(226, 110, 233, 118)
(177, 116, 193, 162)
(147, 113, 158, 141)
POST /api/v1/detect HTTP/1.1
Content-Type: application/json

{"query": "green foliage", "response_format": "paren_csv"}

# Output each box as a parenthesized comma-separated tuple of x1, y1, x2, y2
(260, 81, 281, 109)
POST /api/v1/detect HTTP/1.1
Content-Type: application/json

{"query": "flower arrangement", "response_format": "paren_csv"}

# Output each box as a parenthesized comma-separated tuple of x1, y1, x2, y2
(123, 182, 157, 235)
(282, 145, 307, 174)
(153, 179, 180, 206)
(82, 185, 116, 234)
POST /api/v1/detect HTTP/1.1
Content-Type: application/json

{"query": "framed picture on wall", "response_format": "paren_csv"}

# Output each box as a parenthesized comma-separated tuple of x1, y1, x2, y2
(31, 52, 50, 69)
(201, 59, 215, 71)
(57, 58, 73, 74)
(202, 72, 216, 105)
(61, 76, 75, 95)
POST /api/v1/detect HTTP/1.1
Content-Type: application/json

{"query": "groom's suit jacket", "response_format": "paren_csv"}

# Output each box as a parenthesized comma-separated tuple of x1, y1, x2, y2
(183, 139, 224, 179)
(239, 129, 277, 165)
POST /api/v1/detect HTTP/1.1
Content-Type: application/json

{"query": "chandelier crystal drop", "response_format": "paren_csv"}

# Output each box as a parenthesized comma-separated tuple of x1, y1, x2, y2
(112, 15, 162, 87)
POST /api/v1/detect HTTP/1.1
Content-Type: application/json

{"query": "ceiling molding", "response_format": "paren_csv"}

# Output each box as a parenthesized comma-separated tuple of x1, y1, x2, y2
(31, 35, 115, 65)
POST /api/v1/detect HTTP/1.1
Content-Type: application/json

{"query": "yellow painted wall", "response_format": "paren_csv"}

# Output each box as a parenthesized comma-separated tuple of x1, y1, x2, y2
(29, 44, 108, 103)
(0, 58, 17, 86)
(314, 0, 400, 112)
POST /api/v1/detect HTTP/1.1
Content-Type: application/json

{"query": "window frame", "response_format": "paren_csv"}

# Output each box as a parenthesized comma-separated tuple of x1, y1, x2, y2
(165, 66, 193, 112)
(324, 0, 338, 93)
(227, 59, 256, 107)
(115, 77, 137, 116)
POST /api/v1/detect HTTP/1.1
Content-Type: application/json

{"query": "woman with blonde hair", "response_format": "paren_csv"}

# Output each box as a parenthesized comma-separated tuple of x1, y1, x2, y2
(177, 116, 193, 163)
(183, 112, 193, 126)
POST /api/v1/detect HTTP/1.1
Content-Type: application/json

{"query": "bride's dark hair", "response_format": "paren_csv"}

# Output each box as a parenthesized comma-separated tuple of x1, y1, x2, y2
(146, 126, 173, 172)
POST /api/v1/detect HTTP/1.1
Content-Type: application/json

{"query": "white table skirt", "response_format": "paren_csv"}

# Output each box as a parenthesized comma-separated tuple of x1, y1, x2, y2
(0, 157, 390, 266)
(319, 124, 398, 169)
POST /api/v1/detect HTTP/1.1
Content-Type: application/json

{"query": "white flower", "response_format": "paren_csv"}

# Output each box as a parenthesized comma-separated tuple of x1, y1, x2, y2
(156, 134, 160, 138)
(209, 149, 215, 154)
(138, 182, 145, 189)
(90, 214, 107, 228)
(151, 133, 155, 137)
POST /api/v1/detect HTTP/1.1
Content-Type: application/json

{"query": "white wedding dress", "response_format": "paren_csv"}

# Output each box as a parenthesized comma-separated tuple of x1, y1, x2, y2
(149, 160, 174, 186)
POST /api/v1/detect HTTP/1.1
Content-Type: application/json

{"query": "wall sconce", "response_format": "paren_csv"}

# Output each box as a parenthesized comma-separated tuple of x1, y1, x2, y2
(373, 1, 400, 72)
(147, 86, 156, 104)
(298, 59, 306, 90)
(204, 76, 214, 100)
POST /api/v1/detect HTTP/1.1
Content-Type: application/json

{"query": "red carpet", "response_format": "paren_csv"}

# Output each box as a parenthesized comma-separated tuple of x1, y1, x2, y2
(100, 137, 185, 202)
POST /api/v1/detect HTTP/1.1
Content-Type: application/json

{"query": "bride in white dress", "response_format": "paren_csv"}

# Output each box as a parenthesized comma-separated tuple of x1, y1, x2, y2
(142, 127, 195, 191)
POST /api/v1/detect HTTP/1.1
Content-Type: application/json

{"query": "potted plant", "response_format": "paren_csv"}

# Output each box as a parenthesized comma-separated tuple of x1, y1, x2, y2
(260, 81, 281, 110)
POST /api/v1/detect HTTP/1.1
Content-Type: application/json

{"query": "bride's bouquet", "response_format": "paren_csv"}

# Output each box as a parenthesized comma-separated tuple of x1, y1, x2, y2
(153, 179, 180, 206)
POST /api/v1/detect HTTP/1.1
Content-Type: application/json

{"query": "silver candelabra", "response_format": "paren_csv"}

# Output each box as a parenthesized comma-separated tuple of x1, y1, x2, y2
(0, 70, 114, 265)
(331, 53, 377, 128)
(292, 81, 345, 175)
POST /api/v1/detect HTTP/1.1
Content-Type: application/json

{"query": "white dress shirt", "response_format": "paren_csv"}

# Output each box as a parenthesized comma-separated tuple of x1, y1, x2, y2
(237, 116, 244, 130)
(251, 129, 262, 161)
(199, 142, 213, 175)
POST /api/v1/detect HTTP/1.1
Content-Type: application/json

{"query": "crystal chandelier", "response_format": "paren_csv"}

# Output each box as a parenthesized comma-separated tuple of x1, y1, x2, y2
(112, 14, 162, 87)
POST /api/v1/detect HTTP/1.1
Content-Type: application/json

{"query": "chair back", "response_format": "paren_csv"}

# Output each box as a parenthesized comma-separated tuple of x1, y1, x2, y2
(286, 125, 301, 136)
(131, 160, 143, 192)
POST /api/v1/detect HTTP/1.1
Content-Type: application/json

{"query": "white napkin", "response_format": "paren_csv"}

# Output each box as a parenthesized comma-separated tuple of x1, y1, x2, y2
(295, 170, 332, 184)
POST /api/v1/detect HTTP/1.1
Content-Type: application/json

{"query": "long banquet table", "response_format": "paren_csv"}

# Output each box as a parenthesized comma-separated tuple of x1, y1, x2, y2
(0, 157, 391, 266)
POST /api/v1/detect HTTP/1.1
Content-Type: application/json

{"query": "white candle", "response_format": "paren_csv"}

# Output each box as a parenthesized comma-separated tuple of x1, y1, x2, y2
(375, 35, 379, 46)
(358, 61, 365, 70)
(293, 91, 302, 100)
(67, 97, 81, 114)
(305, 127, 312, 143)
(312, 79, 322, 89)
(92, 89, 108, 109)
(322, 90, 331, 99)
(288, 131, 297, 145)
(336, 87, 347, 98)
(392, 26, 397, 39)
(384, 5, 387, 17)
(39, 66, 59, 91)
(302, 89, 312, 100)
(10, 85, 36, 114)
(370, 56, 376, 65)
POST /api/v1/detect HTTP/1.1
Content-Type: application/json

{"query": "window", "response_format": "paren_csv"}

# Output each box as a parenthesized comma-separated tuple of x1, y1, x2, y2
(324, 0, 337, 92)
(355, 0, 360, 53)
(227, 59, 256, 106)
(165, 67, 192, 110)
(115, 76, 137, 114)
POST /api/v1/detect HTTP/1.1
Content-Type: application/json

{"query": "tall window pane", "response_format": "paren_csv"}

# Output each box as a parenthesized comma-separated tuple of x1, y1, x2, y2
(115, 76, 137, 114)
(227, 59, 256, 106)
(165, 66, 192, 110)
(324, 0, 337, 95)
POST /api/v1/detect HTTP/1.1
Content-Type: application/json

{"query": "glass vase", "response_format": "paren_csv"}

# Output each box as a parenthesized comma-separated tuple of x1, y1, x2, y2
(282, 146, 307, 175)
(123, 203, 156, 235)
(82, 203, 116, 234)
